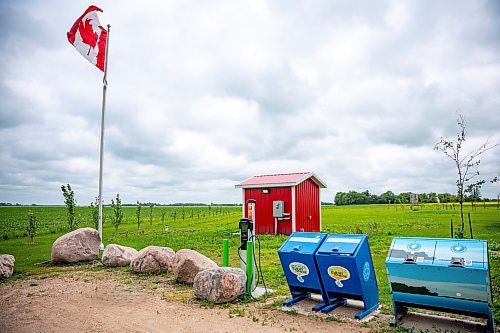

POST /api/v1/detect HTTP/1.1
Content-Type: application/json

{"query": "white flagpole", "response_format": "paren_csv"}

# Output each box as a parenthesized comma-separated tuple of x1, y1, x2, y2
(98, 24, 111, 250)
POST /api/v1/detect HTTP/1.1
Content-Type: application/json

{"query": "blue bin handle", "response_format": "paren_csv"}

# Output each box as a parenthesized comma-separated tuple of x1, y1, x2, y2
(331, 247, 340, 252)
(404, 254, 417, 264)
(292, 246, 302, 251)
(449, 257, 465, 268)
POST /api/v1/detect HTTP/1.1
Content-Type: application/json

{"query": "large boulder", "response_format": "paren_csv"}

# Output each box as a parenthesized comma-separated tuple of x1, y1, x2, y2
(130, 246, 175, 273)
(51, 228, 101, 263)
(102, 244, 138, 267)
(193, 267, 246, 303)
(172, 249, 218, 284)
(0, 254, 15, 278)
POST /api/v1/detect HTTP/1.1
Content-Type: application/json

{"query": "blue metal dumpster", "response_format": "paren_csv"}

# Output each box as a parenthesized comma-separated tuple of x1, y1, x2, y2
(386, 237, 495, 332)
(278, 232, 328, 310)
(315, 233, 379, 319)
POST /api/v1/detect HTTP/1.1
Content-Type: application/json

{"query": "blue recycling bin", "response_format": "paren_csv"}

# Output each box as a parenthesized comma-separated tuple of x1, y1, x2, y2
(386, 237, 495, 332)
(315, 233, 379, 319)
(278, 232, 328, 310)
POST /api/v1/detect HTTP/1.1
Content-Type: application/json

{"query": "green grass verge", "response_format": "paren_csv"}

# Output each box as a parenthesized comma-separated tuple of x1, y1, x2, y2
(0, 203, 499, 323)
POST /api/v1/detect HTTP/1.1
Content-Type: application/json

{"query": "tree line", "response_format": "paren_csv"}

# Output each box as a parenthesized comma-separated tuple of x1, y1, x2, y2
(333, 190, 493, 206)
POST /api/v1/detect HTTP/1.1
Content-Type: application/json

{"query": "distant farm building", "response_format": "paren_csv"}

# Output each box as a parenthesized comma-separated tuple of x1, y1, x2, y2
(235, 172, 327, 235)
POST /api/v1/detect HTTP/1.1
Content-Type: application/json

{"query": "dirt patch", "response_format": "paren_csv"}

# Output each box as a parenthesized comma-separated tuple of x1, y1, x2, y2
(0, 268, 493, 332)
(0, 270, 371, 333)
(398, 312, 489, 333)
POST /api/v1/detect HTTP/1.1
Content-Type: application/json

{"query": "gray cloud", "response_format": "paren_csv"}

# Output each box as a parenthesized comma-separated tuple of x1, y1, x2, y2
(0, 0, 499, 205)
(0, 4, 57, 56)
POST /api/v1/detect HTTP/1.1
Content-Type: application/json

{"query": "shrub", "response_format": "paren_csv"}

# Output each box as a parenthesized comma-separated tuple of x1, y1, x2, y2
(90, 197, 99, 230)
(27, 209, 37, 244)
(136, 201, 142, 230)
(111, 194, 124, 231)
(149, 204, 154, 225)
(61, 184, 77, 230)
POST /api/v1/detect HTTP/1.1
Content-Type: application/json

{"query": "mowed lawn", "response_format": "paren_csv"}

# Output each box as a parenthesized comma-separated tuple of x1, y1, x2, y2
(1, 203, 499, 322)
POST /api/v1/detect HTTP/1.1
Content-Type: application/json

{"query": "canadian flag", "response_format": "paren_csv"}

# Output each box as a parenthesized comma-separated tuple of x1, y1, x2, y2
(67, 6, 107, 72)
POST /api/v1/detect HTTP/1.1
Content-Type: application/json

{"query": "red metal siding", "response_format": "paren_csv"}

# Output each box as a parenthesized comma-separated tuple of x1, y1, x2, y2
(277, 217, 292, 235)
(295, 178, 320, 232)
(244, 187, 292, 235)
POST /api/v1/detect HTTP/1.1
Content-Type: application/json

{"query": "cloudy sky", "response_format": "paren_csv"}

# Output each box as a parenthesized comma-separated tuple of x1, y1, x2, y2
(1, 1, 499, 205)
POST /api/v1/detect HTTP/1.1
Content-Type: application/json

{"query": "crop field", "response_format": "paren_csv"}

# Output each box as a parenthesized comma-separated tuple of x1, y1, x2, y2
(1, 203, 499, 323)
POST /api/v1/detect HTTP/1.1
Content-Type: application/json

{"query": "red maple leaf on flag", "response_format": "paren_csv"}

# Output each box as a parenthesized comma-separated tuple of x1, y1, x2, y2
(67, 5, 107, 71)
(78, 18, 99, 55)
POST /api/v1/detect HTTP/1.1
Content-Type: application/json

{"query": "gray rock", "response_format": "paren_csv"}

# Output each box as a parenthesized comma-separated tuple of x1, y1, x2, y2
(172, 249, 218, 284)
(193, 267, 246, 303)
(0, 254, 15, 278)
(102, 244, 138, 267)
(51, 228, 101, 263)
(130, 246, 175, 273)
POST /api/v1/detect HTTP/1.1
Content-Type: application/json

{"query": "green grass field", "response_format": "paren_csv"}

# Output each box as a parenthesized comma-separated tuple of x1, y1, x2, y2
(1, 203, 499, 323)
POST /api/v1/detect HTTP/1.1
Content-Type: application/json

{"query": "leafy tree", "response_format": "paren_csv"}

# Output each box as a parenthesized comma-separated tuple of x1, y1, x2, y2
(61, 184, 77, 230)
(334, 190, 466, 206)
(380, 191, 396, 204)
(396, 192, 411, 204)
(27, 210, 37, 244)
(111, 194, 123, 231)
(136, 201, 142, 230)
(466, 187, 481, 202)
(435, 114, 499, 238)
(438, 192, 457, 203)
(419, 193, 430, 203)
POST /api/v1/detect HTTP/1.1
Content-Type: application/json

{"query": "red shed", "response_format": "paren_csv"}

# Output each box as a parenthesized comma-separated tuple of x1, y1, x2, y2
(235, 172, 327, 235)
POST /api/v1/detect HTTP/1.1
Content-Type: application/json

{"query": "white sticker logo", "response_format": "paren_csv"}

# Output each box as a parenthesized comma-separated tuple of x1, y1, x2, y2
(289, 262, 309, 283)
(362, 262, 370, 282)
(327, 266, 350, 288)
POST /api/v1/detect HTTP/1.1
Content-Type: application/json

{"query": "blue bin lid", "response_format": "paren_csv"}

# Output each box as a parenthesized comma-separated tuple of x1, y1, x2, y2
(386, 238, 436, 264)
(386, 237, 489, 268)
(433, 239, 486, 268)
(317, 234, 364, 255)
(279, 232, 326, 254)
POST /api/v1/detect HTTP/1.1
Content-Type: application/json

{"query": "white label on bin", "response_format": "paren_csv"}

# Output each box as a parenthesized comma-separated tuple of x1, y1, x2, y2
(289, 237, 320, 243)
(326, 237, 361, 244)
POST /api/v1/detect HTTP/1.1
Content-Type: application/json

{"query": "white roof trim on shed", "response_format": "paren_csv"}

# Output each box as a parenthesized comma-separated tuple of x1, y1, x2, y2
(296, 172, 327, 189)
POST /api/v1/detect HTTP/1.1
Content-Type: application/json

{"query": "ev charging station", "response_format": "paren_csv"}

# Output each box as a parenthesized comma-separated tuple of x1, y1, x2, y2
(240, 199, 256, 292)
(238, 199, 271, 298)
